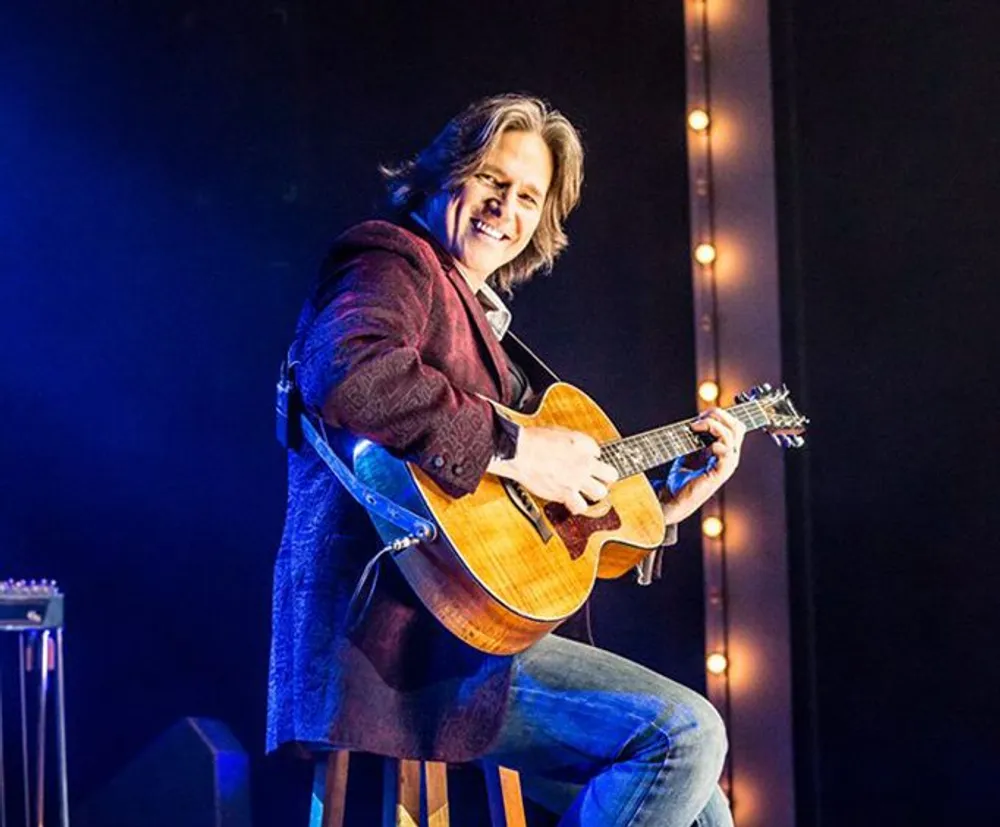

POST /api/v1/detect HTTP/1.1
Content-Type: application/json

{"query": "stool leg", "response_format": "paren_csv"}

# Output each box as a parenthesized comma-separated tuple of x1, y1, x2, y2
(1, 646, 6, 827)
(383, 758, 421, 827)
(36, 630, 51, 827)
(311, 752, 350, 827)
(422, 761, 449, 827)
(19, 634, 30, 827)
(484, 764, 527, 827)
(55, 630, 69, 827)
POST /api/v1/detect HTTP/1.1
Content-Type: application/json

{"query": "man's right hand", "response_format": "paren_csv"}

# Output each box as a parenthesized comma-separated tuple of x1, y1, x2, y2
(487, 426, 619, 515)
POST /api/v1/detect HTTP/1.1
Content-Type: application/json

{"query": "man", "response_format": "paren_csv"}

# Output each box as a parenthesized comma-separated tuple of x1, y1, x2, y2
(269, 94, 744, 826)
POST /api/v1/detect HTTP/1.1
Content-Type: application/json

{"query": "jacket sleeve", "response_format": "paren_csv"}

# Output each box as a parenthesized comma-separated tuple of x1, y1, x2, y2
(297, 249, 501, 496)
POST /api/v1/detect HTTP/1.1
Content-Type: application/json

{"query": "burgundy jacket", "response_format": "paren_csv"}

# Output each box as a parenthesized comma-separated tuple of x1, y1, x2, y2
(266, 220, 541, 761)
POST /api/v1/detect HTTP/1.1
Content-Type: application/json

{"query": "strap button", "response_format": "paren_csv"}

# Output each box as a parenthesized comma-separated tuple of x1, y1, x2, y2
(431, 455, 445, 468)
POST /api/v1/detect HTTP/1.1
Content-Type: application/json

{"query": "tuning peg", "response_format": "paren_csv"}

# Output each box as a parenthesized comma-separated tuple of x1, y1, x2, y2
(771, 433, 787, 448)
(735, 390, 749, 403)
(790, 435, 805, 448)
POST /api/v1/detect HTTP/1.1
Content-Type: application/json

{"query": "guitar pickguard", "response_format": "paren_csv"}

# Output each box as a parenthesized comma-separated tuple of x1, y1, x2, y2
(542, 502, 622, 560)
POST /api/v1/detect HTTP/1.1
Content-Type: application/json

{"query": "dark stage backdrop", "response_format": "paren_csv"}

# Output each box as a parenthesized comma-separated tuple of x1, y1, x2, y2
(772, 0, 1000, 824)
(1, 2, 700, 824)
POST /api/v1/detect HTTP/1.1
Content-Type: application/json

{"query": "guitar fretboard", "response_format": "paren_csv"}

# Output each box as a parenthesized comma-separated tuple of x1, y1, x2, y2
(599, 400, 771, 478)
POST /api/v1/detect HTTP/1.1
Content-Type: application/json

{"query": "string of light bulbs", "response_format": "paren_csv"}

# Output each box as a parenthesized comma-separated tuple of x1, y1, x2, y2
(683, 0, 732, 796)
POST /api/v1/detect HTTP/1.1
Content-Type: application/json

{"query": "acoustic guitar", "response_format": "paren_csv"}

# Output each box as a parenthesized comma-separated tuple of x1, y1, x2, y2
(352, 381, 807, 655)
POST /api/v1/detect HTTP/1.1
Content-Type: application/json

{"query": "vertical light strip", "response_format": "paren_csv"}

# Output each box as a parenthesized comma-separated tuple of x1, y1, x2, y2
(683, 1, 796, 825)
(683, 0, 733, 800)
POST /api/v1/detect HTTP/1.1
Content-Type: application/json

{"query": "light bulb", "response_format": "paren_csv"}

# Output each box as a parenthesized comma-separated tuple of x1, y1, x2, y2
(698, 381, 720, 403)
(702, 516, 724, 538)
(694, 243, 717, 265)
(688, 109, 711, 132)
(706, 652, 728, 675)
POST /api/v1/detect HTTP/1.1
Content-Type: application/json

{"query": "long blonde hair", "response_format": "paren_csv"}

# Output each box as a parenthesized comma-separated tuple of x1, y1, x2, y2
(382, 94, 585, 292)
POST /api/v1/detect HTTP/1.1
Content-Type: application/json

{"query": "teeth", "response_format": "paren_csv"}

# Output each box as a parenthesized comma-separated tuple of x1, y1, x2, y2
(472, 218, 504, 241)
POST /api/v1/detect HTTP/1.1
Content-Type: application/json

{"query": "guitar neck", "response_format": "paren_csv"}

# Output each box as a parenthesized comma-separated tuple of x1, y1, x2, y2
(599, 400, 771, 478)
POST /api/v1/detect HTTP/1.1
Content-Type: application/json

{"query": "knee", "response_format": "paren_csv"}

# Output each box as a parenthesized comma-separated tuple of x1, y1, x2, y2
(682, 694, 728, 771)
(648, 687, 728, 771)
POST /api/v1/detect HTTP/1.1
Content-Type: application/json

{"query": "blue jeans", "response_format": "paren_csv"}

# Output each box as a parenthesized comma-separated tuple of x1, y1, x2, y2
(482, 634, 733, 827)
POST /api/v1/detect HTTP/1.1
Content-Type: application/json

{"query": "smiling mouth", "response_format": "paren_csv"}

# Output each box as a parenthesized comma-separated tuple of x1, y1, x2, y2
(471, 217, 509, 242)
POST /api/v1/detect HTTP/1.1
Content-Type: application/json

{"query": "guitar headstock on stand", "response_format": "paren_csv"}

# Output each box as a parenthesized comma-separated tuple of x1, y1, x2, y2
(0, 579, 64, 630)
(735, 383, 810, 449)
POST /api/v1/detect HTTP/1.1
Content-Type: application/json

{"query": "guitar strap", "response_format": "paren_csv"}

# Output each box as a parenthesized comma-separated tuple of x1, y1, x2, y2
(502, 329, 560, 391)
(275, 327, 556, 542)
(276, 354, 437, 543)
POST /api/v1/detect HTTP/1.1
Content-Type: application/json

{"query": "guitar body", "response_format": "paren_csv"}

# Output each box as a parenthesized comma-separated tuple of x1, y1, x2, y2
(352, 382, 666, 655)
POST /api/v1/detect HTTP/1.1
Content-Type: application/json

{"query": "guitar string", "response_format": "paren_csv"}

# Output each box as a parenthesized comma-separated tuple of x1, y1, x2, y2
(599, 400, 772, 479)
(620, 408, 745, 470)
(636, 402, 767, 471)
(603, 395, 800, 477)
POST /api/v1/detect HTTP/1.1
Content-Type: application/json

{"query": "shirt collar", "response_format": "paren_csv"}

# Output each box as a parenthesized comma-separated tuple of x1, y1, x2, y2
(476, 281, 513, 341)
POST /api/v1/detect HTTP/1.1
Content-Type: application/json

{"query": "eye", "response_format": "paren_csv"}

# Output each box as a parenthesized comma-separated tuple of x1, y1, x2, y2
(476, 172, 500, 187)
(519, 192, 539, 207)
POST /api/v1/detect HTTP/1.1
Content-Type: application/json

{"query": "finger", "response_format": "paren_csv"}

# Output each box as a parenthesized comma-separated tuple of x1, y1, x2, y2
(694, 414, 735, 447)
(706, 433, 740, 467)
(709, 439, 738, 461)
(591, 459, 620, 484)
(564, 491, 590, 516)
(693, 419, 739, 463)
(708, 408, 747, 440)
(579, 477, 610, 502)
(700, 407, 735, 429)
(569, 431, 602, 458)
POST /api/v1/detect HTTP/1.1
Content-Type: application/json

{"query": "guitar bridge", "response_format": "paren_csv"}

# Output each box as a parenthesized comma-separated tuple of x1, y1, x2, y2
(501, 479, 554, 543)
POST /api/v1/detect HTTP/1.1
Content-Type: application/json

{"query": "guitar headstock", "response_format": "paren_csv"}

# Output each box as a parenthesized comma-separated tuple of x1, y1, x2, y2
(735, 383, 809, 449)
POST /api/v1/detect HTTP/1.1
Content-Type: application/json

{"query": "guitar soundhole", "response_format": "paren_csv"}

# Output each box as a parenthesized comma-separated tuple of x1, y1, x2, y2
(542, 503, 622, 560)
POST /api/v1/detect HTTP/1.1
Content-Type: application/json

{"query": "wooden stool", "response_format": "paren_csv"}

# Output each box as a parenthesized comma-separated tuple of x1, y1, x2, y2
(310, 751, 527, 827)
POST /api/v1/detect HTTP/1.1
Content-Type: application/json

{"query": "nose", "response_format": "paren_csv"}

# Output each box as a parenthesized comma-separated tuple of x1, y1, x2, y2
(485, 187, 517, 217)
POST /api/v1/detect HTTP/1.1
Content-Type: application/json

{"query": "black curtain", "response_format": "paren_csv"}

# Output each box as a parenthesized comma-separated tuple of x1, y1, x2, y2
(772, 1, 1000, 823)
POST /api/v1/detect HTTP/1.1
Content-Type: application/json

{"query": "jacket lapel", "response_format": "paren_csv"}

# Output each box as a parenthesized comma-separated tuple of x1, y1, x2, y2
(440, 265, 513, 405)
(402, 218, 512, 404)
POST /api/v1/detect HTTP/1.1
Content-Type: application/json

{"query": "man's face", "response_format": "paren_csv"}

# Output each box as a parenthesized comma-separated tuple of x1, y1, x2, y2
(423, 129, 553, 290)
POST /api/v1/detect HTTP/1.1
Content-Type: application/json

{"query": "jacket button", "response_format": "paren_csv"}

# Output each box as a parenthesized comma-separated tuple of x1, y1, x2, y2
(452, 464, 464, 476)
(431, 455, 445, 468)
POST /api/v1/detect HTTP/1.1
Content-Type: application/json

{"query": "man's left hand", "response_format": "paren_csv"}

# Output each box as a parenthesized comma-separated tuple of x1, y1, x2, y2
(660, 407, 747, 525)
